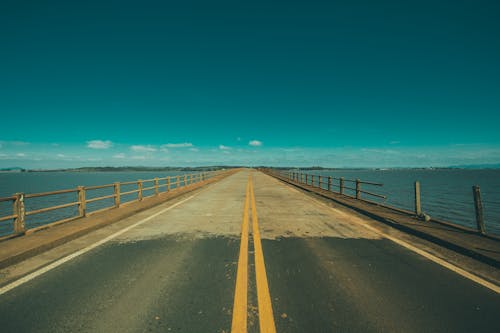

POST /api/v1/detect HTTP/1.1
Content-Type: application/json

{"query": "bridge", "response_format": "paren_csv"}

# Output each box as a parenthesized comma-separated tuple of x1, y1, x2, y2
(0, 169, 499, 332)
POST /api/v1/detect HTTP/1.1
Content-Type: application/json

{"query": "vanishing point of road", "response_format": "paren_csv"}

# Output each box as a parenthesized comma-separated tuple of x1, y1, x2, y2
(0, 169, 499, 332)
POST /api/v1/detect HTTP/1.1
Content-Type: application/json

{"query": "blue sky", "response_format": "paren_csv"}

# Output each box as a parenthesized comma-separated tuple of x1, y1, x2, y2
(1, 0, 499, 168)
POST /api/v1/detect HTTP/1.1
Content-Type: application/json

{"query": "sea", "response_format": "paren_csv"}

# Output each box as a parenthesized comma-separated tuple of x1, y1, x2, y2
(0, 169, 499, 236)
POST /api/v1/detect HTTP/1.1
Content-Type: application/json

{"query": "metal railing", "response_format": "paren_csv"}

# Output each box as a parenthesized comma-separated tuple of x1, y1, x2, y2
(0, 171, 222, 238)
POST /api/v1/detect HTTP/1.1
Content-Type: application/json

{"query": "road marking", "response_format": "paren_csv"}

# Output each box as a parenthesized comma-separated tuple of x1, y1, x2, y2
(250, 177, 277, 333)
(231, 177, 250, 333)
(0, 194, 200, 296)
(309, 196, 500, 294)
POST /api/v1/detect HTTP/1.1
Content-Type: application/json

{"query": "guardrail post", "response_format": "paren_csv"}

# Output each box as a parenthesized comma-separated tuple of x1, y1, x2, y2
(184, 175, 187, 187)
(472, 185, 486, 235)
(306, 174, 308, 185)
(167, 176, 171, 191)
(311, 175, 315, 187)
(177, 175, 180, 188)
(414, 181, 422, 217)
(318, 175, 322, 189)
(328, 176, 332, 192)
(154, 177, 159, 195)
(114, 182, 120, 207)
(340, 177, 345, 195)
(355, 179, 361, 199)
(138, 180, 143, 201)
(77, 186, 86, 217)
(13, 193, 26, 233)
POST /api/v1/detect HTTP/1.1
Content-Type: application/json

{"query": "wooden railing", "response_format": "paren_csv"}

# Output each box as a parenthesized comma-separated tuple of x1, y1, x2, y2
(285, 171, 386, 200)
(270, 170, 494, 237)
(0, 171, 221, 238)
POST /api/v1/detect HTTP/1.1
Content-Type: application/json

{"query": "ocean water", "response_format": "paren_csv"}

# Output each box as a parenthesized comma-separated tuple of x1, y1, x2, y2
(1, 169, 499, 237)
(290, 169, 500, 235)
(0, 171, 197, 236)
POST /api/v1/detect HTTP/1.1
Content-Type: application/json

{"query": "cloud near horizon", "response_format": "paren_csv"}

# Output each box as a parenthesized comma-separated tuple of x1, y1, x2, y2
(249, 140, 262, 147)
(86, 140, 113, 149)
(161, 143, 193, 148)
(130, 145, 157, 152)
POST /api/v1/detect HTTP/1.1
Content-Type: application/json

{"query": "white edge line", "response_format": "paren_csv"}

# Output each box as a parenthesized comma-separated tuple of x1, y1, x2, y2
(0, 194, 198, 296)
(298, 189, 500, 294)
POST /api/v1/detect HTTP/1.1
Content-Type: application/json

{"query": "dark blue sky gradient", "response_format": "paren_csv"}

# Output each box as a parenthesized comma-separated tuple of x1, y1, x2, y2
(1, 0, 499, 167)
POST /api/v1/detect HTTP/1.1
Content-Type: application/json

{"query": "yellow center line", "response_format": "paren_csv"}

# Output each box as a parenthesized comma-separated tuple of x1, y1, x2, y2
(231, 176, 251, 333)
(250, 176, 277, 333)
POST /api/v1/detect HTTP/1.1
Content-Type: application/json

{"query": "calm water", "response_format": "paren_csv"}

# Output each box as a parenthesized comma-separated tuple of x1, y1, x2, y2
(1, 169, 499, 236)
(0, 171, 195, 236)
(292, 169, 500, 235)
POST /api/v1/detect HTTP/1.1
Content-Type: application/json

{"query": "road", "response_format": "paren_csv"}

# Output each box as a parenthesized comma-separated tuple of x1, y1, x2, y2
(0, 170, 498, 332)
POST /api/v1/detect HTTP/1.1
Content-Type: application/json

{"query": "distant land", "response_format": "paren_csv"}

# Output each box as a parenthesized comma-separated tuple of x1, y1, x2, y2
(1, 163, 499, 173)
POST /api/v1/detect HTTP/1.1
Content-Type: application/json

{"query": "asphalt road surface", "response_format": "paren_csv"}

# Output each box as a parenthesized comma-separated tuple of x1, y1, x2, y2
(0, 170, 498, 332)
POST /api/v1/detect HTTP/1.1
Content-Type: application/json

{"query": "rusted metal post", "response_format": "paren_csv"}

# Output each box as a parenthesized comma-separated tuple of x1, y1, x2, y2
(356, 179, 361, 199)
(414, 181, 422, 217)
(167, 176, 171, 191)
(184, 175, 187, 187)
(177, 175, 180, 188)
(77, 186, 86, 217)
(328, 176, 332, 192)
(13, 193, 26, 233)
(138, 180, 143, 201)
(154, 177, 159, 195)
(340, 177, 345, 195)
(114, 182, 120, 207)
(306, 174, 308, 185)
(472, 185, 486, 234)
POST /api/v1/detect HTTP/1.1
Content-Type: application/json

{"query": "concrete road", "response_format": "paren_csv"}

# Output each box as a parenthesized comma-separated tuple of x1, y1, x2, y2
(0, 170, 498, 332)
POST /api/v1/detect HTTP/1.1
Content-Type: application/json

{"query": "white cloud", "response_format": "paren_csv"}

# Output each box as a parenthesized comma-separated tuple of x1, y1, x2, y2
(113, 153, 126, 159)
(189, 148, 200, 152)
(132, 155, 146, 160)
(249, 140, 262, 147)
(161, 142, 193, 148)
(87, 140, 113, 149)
(16, 153, 26, 157)
(57, 154, 65, 158)
(130, 145, 157, 152)
(219, 145, 231, 150)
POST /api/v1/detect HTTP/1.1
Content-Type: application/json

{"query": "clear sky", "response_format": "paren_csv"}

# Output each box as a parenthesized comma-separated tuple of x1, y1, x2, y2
(1, 0, 499, 168)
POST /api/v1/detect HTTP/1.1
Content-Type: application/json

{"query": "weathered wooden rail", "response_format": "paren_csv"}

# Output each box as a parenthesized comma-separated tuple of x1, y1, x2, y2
(0, 171, 220, 239)
(279, 170, 494, 237)
(287, 171, 386, 200)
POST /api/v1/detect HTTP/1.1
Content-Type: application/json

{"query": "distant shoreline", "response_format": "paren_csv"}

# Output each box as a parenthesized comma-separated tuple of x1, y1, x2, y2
(1, 165, 500, 173)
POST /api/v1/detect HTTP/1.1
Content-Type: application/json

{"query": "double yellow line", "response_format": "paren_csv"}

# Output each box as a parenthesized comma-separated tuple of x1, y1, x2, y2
(232, 175, 276, 333)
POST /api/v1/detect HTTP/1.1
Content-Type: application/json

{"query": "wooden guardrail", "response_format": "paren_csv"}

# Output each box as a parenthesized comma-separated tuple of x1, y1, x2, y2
(286, 171, 386, 200)
(275, 170, 493, 237)
(0, 171, 221, 239)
